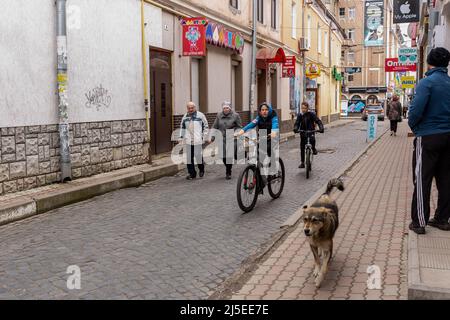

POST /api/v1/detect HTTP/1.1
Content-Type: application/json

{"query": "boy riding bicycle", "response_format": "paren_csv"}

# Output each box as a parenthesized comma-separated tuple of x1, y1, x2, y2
(235, 102, 279, 190)
(293, 102, 324, 168)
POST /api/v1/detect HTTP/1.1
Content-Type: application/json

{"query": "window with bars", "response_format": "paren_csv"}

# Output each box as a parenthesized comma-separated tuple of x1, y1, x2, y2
(339, 8, 345, 17)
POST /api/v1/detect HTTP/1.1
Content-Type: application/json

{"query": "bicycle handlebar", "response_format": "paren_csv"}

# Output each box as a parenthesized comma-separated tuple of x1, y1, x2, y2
(298, 129, 322, 133)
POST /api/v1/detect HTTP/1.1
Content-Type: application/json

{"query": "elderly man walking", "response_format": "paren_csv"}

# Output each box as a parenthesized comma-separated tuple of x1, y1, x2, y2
(408, 47, 450, 234)
(180, 102, 209, 180)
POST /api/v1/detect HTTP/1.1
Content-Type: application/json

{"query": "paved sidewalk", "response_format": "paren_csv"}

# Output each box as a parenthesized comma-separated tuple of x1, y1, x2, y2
(232, 122, 414, 300)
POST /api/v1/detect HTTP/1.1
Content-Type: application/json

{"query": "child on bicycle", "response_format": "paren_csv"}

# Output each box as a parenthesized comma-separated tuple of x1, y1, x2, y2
(293, 102, 324, 169)
(235, 102, 279, 190)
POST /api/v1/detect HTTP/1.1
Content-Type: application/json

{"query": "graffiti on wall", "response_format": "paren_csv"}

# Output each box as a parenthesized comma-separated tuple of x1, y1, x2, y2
(85, 85, 112, 111)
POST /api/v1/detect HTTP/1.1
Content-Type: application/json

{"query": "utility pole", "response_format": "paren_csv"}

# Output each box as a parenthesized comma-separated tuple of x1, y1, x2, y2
(301, 0, 307, 104)
(249, 0, 257, 120)
(56, 0, 72, 182)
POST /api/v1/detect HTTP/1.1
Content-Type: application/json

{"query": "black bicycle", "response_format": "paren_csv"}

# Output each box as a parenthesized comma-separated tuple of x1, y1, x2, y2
(299, 130, 321, 179)
(236, 136, 285, 212)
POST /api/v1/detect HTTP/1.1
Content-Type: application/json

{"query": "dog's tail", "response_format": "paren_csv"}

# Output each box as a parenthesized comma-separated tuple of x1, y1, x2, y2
(325, 178, 344, 195)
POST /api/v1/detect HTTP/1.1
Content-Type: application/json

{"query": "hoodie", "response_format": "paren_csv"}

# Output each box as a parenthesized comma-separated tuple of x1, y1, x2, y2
(242, 104, 279, 134)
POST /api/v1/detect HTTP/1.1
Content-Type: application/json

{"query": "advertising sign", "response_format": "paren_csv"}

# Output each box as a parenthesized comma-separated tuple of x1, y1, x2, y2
(306, 63, 321, 79)
(364, 0, 384, 47)
(393, 0, 420, 24)
(345, 67, 362, 74)
(205, 22, 245, 54)
(385, 58, 417, 72)
(401, 76, 416, 88)
(181, 18, 208, 56)
(367, 114, 378, 142)
(282, 56, 296, 78)
(398, 47, 418, 65)
(340, 100, 349, 117)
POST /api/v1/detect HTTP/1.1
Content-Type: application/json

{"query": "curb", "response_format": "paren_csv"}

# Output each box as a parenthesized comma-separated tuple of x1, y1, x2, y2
(209, 124, 388, 300)
(0, 163, 181, 226)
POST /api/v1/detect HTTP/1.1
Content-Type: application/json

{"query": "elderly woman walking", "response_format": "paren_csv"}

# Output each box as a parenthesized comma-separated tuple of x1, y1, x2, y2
(386, 95, 402, 136)
(211, 101, 242, 179)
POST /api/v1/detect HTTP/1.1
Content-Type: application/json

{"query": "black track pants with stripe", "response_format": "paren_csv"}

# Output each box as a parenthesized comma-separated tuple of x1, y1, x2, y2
(411, 132, 450, 227)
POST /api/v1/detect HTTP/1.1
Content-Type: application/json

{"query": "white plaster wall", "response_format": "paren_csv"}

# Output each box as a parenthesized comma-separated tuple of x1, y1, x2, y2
(207, 46, 232, 113)
(67, 0, 145, 123)
(0, 0, 164, 127)
(0, 0, 58, 127)
(173, 19, 191, 115)
(241, 42, 253, 112)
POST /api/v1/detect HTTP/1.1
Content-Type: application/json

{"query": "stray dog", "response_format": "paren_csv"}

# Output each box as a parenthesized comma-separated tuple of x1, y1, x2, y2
(301, 178, 344, 288)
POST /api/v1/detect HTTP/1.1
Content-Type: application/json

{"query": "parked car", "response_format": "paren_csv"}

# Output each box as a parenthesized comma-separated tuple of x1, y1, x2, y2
(361, 104, 385, 121)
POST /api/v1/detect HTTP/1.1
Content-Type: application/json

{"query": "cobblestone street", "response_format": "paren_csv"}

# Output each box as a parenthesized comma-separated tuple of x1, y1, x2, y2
(0, 121, 385, 299)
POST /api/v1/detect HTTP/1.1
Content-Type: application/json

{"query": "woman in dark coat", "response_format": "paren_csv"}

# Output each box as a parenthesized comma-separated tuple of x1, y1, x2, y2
(386, 95, 402, 136)
(211, 101, 242, 179)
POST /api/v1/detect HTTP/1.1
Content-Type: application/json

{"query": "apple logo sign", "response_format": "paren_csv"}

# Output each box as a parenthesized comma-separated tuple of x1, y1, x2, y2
(400, 1, 411, 14)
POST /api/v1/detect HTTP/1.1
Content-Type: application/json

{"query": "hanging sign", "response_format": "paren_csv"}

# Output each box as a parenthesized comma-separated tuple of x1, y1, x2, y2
(205, 22, 244, 54)
(398, 47, 418, 65)
(385, 58, 416, 72)
(181, 17, 208, 56)
(393, 0, 420, 23)
(306, 63, 321, 79)
(401, 76, 416, 88)
(282, 56, 296, 78)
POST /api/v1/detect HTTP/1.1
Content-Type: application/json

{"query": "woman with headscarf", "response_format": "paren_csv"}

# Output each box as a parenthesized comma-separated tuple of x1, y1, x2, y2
(386, 95, 402, 136)
(211, 101, 242, 179)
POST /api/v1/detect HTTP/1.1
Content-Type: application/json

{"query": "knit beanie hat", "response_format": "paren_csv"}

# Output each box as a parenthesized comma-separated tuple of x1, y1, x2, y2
(427, 47, 450, 68)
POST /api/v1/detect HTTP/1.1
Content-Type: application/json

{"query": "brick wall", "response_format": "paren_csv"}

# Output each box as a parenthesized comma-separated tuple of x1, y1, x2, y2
(0, 120, 149, 195)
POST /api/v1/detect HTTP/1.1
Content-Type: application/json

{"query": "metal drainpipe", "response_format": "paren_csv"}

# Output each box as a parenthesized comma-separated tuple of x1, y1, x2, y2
(249, 0, 257, 120)
(56, 0, 72, 182)
(141, 0, 152, 164)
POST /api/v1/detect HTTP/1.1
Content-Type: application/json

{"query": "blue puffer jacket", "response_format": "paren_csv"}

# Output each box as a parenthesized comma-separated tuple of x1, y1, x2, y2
(408, 67, 450, 137)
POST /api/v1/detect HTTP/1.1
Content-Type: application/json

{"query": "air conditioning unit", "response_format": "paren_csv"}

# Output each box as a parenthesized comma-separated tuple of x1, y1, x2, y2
(299, 37, 309, 52)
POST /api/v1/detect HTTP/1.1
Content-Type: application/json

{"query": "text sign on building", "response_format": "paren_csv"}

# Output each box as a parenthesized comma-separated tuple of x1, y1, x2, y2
(385, 58, 417, 72)
(367, 114, 378, 142)
(282, 56, 296, 78)
(401, 76, 416, 88)
(345, 67, 362, 74)
(398, 47, 418, 65)
(205, 22, 245, 54)
(181, 17, 208, 56)
(306, 63, 321, 79)
(393, 0, 420, 23)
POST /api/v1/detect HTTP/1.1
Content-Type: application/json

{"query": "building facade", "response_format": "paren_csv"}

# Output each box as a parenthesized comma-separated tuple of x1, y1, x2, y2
(339, 0, 403, 114)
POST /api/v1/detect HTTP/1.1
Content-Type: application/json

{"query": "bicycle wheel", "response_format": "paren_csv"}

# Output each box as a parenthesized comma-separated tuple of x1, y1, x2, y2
(268, 158, 285, 199)
(237, 165, 259, 212)
(305, 149, 311, 179)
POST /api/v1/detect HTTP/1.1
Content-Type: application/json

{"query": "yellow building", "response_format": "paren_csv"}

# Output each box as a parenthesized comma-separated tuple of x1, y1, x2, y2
(282, 0, 345, 123)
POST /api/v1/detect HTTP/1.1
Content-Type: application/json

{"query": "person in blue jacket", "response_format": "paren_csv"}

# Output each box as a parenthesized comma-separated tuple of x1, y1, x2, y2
(235, 102, 279, 189)
(408, 47, 450, 234)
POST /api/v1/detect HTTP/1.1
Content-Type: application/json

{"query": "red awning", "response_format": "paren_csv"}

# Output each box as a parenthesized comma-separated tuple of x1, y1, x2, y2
(256, 47, 286, 69)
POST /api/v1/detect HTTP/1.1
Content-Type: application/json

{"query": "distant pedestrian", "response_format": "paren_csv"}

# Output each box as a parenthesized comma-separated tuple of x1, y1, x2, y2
(408, 47, 450, 234)
(180, 102, 209, 180)
(403, 96, 410, 119)
(386, 95, 402, 136)
(211, 101, 242, 180)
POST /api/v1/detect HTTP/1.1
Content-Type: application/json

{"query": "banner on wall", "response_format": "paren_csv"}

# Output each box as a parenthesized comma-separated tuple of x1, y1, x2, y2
(181, 17, 208, 56)
(282, 56, 296, 78)
(205, 22, 245, 54)
(385, 58, 417, 72)
(364, 0, 384, 47)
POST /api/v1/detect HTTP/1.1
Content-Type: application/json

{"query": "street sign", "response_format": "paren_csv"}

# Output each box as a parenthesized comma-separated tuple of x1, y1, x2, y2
(367, 113, 378, 142)
(385, 58, 416, 72)
(393, 0, 420, 24)
(345, 67, 362, 74)
(401, 76, 416, 88)
(398, 47, 417, 65)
